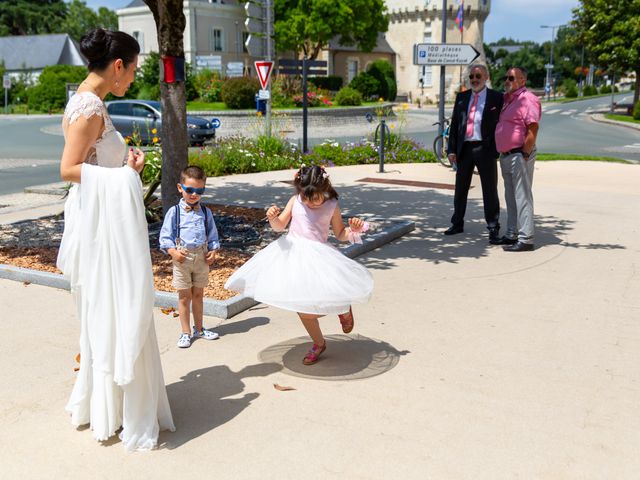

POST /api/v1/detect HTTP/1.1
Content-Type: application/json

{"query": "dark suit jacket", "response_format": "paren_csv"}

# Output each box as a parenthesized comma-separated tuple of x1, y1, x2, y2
(447, 88, 504, 160)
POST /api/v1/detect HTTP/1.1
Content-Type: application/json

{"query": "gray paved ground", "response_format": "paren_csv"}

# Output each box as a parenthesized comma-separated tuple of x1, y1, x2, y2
(1, 161, 639, 479)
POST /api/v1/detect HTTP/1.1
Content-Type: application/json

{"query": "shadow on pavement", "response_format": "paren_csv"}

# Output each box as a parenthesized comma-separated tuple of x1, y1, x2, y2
(215, 315, 270, 336)
(258, 334, 409, 381)
(203, 179, 625, 267)
(162, 361, 282, 449)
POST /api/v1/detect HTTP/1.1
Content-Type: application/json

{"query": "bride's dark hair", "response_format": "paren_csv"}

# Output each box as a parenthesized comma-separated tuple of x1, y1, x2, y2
(80, 28, 140, 72)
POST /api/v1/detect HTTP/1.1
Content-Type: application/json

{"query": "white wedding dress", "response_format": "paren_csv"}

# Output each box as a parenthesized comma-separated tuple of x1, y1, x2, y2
(57, 92, 175, 451)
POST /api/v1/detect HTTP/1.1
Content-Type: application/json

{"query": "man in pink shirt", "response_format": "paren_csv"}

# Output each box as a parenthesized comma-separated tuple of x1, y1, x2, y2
(494, 67, 541, 252)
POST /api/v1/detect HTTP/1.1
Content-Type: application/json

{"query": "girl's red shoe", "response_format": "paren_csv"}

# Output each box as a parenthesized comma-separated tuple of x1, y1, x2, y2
(302, 342, 326, 365)
(338, 307, 354, 334)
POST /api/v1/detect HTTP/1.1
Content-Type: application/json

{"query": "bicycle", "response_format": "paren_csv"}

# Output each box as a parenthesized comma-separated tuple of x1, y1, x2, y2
(432, 118, 452, 168)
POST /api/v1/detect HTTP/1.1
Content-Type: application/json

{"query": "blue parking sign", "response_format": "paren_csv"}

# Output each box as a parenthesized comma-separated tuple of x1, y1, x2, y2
(419, 51, 426, 58)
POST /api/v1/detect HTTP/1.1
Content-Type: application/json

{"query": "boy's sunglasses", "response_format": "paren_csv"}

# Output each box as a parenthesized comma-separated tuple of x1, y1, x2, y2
(468, 73, 483, 80)
(503, 75, 516, 82)
(180, 183, 206, 195)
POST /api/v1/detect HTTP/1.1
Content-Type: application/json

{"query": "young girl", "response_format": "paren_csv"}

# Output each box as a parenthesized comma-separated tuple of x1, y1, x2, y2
(225, 165, 373, 365)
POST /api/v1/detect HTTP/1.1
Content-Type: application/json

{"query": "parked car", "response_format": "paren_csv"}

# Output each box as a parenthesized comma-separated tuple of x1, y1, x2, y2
(105, 100, 216, 145)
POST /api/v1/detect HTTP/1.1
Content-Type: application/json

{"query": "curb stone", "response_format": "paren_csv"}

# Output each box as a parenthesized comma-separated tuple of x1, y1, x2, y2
(0, 219, 414, 319)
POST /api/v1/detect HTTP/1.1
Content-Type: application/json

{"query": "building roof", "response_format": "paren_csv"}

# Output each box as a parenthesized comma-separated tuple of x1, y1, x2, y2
(328, 33, 396, 55)
(489, 45, 524, 55)
(124, 0, 146, 7)
(0, 34, 86, 71)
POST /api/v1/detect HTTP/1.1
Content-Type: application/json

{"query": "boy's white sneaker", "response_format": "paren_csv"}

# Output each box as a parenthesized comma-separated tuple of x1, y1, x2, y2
(193, 327, 219, 340)
(177, 333, 192, 348)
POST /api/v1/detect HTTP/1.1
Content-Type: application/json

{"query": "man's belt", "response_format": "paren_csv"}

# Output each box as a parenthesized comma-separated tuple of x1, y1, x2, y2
(500, 148, 524, 155)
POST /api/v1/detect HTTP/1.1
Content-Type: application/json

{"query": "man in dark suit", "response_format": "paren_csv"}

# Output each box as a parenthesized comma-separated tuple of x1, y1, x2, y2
(444, 64, 504, 244)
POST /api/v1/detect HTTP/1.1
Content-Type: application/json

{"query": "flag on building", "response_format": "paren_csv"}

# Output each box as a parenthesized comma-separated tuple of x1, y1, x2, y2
(455, 1, 464, 32)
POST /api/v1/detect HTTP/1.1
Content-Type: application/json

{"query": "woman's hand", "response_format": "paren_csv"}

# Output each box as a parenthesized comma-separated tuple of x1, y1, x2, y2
(348, 217, 366, 233)
(127, 147, 145, 173)
(266, 205, 281, 220)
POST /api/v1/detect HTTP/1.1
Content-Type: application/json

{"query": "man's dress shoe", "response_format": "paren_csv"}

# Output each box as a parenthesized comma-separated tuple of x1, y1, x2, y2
(444, 225, 464, 235)
(503, 241, 534, 252)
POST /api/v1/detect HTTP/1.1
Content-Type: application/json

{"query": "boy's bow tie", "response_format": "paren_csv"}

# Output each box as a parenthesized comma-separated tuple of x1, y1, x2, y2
(185, 203, 200, 211)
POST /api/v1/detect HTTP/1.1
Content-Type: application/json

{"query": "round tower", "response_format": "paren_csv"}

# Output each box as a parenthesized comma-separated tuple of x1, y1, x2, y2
(385, 0, 491, 103)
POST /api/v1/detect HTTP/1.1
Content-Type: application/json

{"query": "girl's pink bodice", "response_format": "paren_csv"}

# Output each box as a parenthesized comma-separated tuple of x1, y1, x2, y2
(288, 195, 337, 243)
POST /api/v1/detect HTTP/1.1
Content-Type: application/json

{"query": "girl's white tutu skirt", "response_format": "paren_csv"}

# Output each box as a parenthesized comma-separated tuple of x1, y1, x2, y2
(225, 235, 373, 315)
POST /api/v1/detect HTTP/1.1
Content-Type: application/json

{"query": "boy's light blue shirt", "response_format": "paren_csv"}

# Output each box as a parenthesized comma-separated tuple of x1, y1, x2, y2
(159, 199, 220, 253)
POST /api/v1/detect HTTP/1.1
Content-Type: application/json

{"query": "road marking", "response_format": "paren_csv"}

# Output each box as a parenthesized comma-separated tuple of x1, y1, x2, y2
(560, 110, 577, 115)
(545, 109, 561, 114)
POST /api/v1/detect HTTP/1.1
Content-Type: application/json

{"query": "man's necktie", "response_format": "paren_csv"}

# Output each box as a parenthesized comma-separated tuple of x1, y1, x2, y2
(185, 203, 200, 212)
(466, 93, 479, 139)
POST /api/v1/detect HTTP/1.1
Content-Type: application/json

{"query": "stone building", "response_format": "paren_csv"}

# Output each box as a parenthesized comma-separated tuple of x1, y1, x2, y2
(386, 0, 490, 102)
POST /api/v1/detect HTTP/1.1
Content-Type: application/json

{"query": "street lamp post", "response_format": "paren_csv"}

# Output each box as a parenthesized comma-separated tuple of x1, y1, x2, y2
(541, 24, 565, 101)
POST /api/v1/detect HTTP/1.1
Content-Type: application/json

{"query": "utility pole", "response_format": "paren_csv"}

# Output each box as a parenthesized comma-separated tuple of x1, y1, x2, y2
(438, 0, 447, 142)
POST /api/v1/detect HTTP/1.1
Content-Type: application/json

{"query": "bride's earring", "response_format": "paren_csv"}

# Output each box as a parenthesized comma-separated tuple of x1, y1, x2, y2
(115, 80, 120, 87)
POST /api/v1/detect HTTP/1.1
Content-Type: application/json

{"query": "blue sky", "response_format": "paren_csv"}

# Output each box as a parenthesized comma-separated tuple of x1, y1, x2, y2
(83, 0, 581, 45)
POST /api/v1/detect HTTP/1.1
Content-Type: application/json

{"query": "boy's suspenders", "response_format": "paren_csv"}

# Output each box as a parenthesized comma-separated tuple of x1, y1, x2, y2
(173, 204, 210, 246)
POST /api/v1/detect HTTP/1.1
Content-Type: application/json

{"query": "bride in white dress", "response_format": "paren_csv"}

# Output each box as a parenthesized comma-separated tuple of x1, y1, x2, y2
(57, 28, 174, 451)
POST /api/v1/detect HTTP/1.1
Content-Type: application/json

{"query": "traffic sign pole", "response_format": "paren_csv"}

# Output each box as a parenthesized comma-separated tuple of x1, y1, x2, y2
(439, 0, 446, 146)
(265, 0, 273, 138)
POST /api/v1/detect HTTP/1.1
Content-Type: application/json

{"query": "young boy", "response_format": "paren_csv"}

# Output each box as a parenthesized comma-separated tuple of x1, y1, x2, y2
(159, 166, 220, 348)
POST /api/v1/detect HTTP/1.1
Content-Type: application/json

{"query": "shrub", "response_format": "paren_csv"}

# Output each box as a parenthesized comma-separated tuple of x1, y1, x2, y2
(309, 75, 343, 91)
(335, 87, 362, 106)
(565, 86, 578, 98)
(193, 69, 224, 102)
(633, 101, 640, 121)
(349, 72, 380, 99)
(583, 85, 597, 96)
(27, 65, 87, 112)
(600, 85, 612, 94)
(221, 76, 260, 109)
(367, 59, 397, 101)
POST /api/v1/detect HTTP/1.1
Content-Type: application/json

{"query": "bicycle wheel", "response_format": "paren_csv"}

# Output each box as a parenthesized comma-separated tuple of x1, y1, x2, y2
(433, 135, 451, 167)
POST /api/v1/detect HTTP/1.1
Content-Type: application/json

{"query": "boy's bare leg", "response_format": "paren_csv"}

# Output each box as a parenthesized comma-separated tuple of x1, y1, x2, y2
(191, 286, 204, 331)
(178, 289, 192, 334)
(298, 313, 325, 346)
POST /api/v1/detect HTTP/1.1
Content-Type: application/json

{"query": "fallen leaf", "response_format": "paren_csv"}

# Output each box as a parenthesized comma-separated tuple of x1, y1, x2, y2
(75, 353, 80, 363)
(23, 281, 31, 286)
(173, 312, 179, 317)
(73, 367, 80, 372)
(160, 307, 175, 315)
(273, 383, 296, 391)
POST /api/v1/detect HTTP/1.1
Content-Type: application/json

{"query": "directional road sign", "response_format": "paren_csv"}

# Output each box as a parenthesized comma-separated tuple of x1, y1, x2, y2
(254, 61, 274, 90)
(211, 118, 221, 129)
(413, 43, 480, 66)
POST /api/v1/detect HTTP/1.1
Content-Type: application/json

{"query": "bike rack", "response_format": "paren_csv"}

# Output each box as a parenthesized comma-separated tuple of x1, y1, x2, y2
(374, 120, 392, 173)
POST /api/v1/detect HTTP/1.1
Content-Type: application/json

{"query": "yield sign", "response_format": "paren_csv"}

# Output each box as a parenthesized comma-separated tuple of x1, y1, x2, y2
(254, 60, 274, 90)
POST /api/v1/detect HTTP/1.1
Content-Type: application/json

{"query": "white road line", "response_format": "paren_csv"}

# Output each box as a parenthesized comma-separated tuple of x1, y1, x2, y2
(545, 109, 561, 114)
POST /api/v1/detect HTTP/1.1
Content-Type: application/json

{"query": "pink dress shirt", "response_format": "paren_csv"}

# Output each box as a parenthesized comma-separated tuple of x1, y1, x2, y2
(495, 86, 541, 153)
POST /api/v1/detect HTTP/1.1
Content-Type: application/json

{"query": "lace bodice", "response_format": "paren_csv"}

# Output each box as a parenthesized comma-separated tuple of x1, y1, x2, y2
(62, 92, 127, 168)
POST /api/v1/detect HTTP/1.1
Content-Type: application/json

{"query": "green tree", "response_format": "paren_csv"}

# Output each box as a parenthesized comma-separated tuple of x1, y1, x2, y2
(274, 0, 388, 59)
(573, 0, 640, 104)
(62, 0, 118, 42)
(0, 0, 67, 36)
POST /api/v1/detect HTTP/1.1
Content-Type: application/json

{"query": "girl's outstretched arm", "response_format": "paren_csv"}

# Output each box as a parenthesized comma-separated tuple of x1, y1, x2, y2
(330, 204, 366, 242)
(266, 195, 295, 231)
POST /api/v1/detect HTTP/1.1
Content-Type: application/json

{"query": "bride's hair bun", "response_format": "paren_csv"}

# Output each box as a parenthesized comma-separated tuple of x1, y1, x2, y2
(80, 28, 111, 64)
(79, 28, 140, 72)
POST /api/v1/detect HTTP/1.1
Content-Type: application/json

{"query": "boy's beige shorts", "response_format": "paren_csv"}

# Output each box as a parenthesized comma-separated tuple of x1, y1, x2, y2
(172, 245, 209, 290)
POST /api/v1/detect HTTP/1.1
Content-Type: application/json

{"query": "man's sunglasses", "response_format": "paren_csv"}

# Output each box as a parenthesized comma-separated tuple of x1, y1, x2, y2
(503, 75, 516, 82)
(180, 183, 206, 195)
(468, 73, 483, 80)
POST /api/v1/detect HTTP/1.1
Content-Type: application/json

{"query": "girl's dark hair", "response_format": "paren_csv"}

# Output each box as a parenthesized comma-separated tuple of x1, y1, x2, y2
(80, 28, 140, 72)
(293, 165, 338, 201)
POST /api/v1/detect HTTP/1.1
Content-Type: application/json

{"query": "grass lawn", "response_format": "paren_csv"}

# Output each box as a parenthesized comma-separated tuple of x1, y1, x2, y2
(604, 113, 640, 124)
(187, 101, 227, 111)
(536, 153, 630, 163)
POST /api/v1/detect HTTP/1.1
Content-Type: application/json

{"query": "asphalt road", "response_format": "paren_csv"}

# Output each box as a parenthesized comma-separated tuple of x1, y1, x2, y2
(0, 93, 638, 195)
